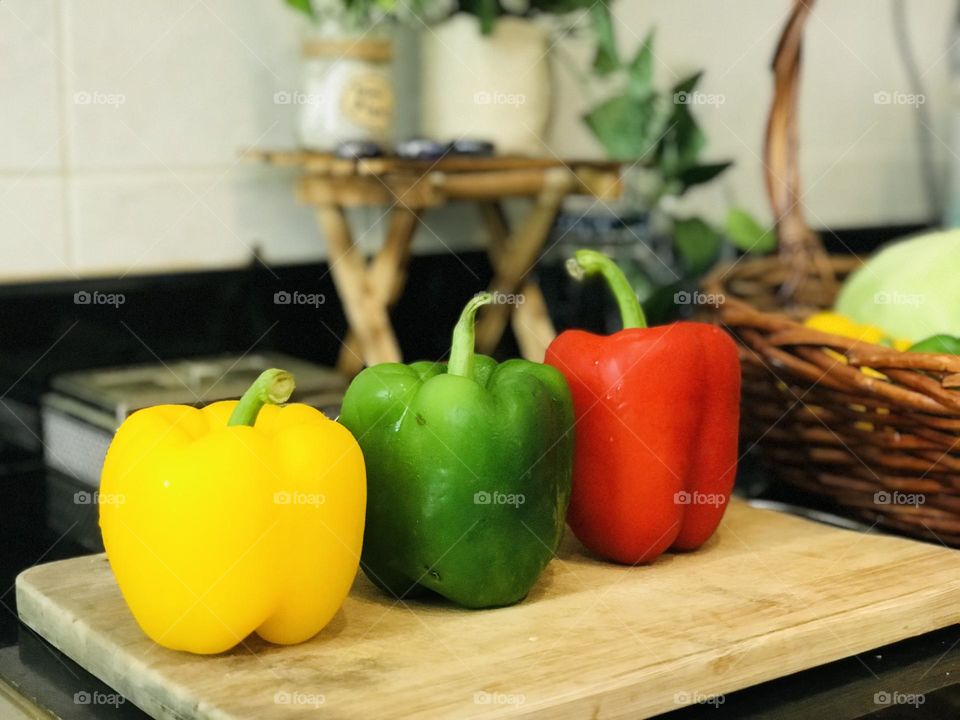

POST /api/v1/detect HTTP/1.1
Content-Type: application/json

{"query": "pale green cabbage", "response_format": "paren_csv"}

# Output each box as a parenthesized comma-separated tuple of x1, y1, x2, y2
(834, 229, 960, 342)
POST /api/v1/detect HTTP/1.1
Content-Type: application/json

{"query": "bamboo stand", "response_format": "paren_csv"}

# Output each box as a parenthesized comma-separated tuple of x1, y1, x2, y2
(251, 151, 621, 375)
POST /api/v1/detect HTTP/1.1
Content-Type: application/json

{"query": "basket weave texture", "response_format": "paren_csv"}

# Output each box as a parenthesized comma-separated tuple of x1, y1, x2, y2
(705, 260, 960, 545)
(703, 0, 960, 545)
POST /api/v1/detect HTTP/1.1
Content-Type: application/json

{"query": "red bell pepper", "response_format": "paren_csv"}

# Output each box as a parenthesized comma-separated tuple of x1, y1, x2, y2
(545, 250, 741, 564)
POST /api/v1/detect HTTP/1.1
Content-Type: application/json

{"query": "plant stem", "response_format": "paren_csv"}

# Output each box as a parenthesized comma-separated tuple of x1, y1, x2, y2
(447, 292, 494, 379)
(566, 249, 647, 330)
(227, 369, 296, 427)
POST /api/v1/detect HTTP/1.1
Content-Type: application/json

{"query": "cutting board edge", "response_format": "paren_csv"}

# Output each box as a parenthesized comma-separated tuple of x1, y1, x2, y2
(538, 590, 960, 719)
(16, 558, 960, 720)
(15, 570, 226, 720)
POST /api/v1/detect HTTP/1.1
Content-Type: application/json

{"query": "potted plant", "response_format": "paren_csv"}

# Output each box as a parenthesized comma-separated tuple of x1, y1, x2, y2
(283, 0, 421, 150)
(420, 0, 617, 155)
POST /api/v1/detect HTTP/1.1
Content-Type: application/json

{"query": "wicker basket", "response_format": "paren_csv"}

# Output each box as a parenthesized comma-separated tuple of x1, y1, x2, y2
(703, 0, 960, 545)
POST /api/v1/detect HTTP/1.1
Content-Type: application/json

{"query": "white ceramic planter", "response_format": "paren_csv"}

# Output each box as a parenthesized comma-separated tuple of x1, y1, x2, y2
(420, 15, 552, 155)
(296, 31, 395, 151)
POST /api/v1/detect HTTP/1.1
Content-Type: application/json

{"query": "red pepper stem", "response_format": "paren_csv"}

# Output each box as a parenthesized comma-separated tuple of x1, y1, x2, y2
(227, 369, 295, 427)
(566, 249, 647, 330)
(447, 292, 494, 379)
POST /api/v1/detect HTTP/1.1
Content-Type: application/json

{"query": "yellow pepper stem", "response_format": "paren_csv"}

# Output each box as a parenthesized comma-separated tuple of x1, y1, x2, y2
(227, 369, 295, 427)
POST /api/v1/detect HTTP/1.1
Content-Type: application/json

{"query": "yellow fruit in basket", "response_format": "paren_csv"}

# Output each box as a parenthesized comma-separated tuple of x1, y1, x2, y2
(805, 312, 911, 353)
(803, 313, 907, 381)
(805, 312, 888, 345)
(820, 347, 888, 380)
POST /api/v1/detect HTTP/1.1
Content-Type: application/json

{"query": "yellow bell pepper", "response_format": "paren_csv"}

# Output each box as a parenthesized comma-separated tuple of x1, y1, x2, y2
(99, 369, 365, 654)
(803, 312, 913, 380)
(804, 312, 912, 351)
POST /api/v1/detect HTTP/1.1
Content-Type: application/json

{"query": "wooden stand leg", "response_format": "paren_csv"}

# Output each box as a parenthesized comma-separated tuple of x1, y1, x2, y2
(509, 284, 556, 363)
(336, 330, 366, 377)
(480, 203, 557, 362)
(316, 205, 402, 369)
(369, 206, 419, 305)
(335, 206, 420, 375)
(475, 168, 573, 356)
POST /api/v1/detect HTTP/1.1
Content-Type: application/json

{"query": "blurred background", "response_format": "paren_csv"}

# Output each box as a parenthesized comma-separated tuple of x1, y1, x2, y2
(0, 0, 958, 651)
(2, 0, 956, 281)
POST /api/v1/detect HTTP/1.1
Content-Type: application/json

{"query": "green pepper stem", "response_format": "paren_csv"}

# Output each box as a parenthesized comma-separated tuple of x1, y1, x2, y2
(566, 249, 647, 330)
(227, 369, 295, 427)
(447, 292, 494, 379)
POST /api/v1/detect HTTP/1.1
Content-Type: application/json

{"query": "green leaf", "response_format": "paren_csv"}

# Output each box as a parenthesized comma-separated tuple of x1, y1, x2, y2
(628, 30, 655, 99)
(478, 0, 498, 34)
(530, 0, 596, 12)
(672, 71, 702, 97)
(673, 217, 722, 275)
(725, 207, 776, 254)
(676, 162, 732, 193)
(656, 72, 706, 180)
(583, 94, 667, 162)
(589, 3, 620, 76)
(643, 279, 695, 325)
(284, 0, 316, 18)
(457, 0, 499, 33)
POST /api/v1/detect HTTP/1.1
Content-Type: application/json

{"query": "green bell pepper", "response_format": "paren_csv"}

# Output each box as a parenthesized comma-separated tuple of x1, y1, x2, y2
(908, 334, 960, 355)
(340, 292, 574, 609)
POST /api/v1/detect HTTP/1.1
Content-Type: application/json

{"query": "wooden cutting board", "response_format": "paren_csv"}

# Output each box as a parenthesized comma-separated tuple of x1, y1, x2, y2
(16, 501, 960, 719)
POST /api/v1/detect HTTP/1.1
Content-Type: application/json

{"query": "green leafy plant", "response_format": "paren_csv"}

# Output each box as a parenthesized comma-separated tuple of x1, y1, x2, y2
(457, 0, 613, 36)
(284, 0, 423, 28)
(583, 31, 730, 201)
(285, 0, 607, 32)
(725, 208, 776, 254)
(285, 0, 316, 17)
(581, 29, 770, 304)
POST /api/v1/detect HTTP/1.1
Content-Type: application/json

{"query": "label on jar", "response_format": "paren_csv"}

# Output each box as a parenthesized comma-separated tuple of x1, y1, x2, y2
(341, 73, 393, 132)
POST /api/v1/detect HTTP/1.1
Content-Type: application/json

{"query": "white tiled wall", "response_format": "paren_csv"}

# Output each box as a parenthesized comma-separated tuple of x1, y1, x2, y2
(554, 0, 957, 230)
(0, 178, 69, 276)
(0, 0, 955, 281)
(2, 0, 317, 282)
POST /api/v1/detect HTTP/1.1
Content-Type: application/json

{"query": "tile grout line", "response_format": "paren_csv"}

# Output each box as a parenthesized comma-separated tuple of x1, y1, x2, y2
(54, 0, 77, 268)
